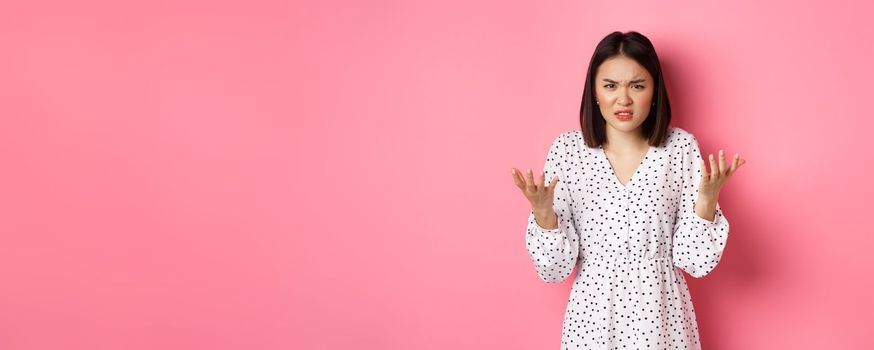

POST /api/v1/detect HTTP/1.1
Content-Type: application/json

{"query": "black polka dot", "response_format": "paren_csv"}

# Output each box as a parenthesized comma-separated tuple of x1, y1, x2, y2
(525, 126, 729, 349)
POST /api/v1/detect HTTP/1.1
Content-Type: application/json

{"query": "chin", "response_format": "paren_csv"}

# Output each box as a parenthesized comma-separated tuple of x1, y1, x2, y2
(607, 118, 644, 130)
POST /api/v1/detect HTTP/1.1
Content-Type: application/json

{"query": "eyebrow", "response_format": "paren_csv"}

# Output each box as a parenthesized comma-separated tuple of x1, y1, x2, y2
(602, 78, 647, 84)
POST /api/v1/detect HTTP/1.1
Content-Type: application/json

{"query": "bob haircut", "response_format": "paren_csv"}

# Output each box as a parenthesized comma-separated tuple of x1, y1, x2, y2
(580, 31, 672, 148)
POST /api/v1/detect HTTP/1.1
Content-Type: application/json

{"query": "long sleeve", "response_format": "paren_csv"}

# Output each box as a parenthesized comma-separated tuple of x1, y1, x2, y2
(525, 133, 581, 283)
(671, 136, 730, 278)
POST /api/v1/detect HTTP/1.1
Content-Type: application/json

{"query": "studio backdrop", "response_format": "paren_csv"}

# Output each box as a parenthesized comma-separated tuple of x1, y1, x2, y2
(1, 0, 872, 349)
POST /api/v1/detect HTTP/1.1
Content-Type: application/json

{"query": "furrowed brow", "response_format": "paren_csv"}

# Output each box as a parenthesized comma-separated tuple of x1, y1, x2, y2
(602, 79, 647, 84)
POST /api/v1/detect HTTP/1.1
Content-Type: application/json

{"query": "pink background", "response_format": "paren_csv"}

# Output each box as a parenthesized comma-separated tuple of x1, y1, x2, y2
(1, 0, 872, 349)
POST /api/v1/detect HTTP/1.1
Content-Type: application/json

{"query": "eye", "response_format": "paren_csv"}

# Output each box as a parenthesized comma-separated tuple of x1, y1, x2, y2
(634, 84, 645, 89)
(604, 84, 615, 88)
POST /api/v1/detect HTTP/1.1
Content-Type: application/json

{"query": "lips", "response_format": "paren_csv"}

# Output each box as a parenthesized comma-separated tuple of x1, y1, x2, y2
(615, 110, 633, 121)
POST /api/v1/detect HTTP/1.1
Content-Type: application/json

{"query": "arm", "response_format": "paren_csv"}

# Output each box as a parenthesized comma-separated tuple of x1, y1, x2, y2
(672, 136, 730, 278)
(524, 133, 581, 283)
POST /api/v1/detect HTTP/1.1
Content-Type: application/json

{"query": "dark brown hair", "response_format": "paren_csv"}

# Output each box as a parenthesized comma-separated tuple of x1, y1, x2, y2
(580, 31, 672, 148)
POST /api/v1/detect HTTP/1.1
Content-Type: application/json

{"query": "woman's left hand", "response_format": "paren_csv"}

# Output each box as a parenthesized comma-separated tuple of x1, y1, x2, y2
(699, 149, 746, 200)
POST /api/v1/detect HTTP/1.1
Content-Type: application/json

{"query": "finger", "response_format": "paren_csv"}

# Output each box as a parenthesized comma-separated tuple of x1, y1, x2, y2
(511, 168, 525, 189)
(734, 156, 746, 169)
(718, 149, 727, 176)
(548, 176, 559, 196)
(730, 157, 746, 177)
(708, 153, 718, 180)
(725, 154, 738, 177)
(539, 171, 546, 191)
(525, 169, 536, 192)
(700, 159, 710, 182)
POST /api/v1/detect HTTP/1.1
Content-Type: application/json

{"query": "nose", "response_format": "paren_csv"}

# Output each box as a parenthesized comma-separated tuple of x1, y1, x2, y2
(618, 91, 632, 105)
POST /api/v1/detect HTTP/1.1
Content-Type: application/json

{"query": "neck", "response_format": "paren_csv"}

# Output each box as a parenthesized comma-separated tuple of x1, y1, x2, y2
(603, 125, 648, 152)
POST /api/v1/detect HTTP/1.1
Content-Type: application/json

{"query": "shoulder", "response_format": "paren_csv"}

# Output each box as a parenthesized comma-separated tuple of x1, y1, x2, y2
(558, 129, 582, 143)
(548, 130, 577, 147)
(545, 130, 586, 159)
(552, 129, 585, 151)
(666, 126, 698, 149)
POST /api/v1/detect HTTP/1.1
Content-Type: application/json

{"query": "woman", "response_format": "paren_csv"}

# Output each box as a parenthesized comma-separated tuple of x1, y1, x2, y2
(511, 31, 745, 349)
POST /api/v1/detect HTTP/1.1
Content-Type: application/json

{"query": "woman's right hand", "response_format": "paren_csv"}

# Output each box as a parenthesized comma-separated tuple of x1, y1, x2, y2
(511, 167, 559, 214)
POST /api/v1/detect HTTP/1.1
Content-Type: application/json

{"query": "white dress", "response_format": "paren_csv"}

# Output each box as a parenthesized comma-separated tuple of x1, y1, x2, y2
(525, 126, 729, 349)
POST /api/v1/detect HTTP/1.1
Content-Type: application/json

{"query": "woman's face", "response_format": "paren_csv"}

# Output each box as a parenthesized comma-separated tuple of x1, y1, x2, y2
(594, 56, 655, 135)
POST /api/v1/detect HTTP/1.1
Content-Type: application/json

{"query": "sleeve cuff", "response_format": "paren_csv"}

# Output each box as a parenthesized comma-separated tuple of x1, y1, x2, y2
(529, 210, 562, 234)
(684, 207, 724, 227)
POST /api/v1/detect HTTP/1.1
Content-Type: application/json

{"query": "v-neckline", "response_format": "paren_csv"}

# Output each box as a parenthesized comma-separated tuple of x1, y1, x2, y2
(598, 143, 654, 190)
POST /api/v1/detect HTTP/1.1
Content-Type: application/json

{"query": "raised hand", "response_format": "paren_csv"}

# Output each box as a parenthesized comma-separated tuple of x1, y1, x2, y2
(511, 167, 559, 213)
(699, 149, 746, 200)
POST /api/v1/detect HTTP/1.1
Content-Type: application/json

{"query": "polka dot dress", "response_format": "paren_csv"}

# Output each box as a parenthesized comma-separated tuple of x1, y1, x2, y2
(525, 126, 729, 349)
